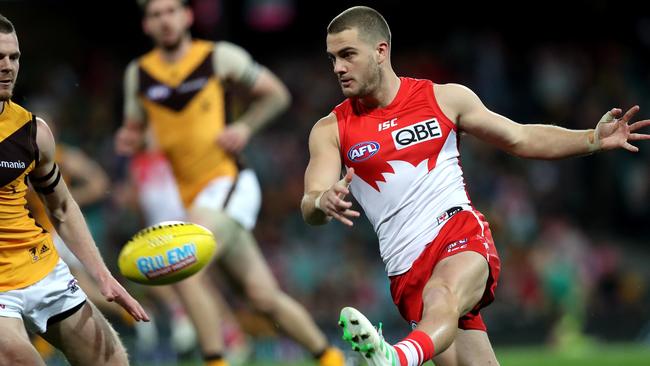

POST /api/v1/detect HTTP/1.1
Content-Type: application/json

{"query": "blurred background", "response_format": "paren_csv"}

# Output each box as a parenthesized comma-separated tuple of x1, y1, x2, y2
(2, 0, 649, 365)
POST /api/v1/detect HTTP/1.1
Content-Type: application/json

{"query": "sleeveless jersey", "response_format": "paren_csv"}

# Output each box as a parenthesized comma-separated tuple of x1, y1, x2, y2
(334, 78, 471, 275)
(0, 101, 57, 291)
(137, 40, 237, 206)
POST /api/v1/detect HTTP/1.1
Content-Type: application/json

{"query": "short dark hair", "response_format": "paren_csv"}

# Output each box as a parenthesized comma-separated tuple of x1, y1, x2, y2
(327, 6, 391, 46)
(0, 13, 15, 34)
(137, 0, 188, 12)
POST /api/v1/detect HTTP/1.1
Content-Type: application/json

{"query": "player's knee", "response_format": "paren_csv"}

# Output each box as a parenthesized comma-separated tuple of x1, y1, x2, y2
(98, 328, 129, 366)
(246, 283, 281, 313)
(109, 342, 129, 366)
(422, 283, 460, 318)
(87, 307, 129, 366)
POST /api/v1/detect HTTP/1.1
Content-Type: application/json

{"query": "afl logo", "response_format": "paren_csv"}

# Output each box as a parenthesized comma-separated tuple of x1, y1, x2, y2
(347, 141, 380, 162)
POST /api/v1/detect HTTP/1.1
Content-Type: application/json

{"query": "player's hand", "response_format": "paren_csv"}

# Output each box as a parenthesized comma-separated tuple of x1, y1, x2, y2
(99, 275, 150, 322)
(595, 106, 650, 152)
(217, 123, 252, 154)
(114, 124, 145, 156)
(317, 168, 360, 227)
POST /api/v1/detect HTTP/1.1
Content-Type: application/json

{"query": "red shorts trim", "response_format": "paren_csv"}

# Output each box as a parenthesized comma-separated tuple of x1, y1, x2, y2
(389, 210, 500, 331)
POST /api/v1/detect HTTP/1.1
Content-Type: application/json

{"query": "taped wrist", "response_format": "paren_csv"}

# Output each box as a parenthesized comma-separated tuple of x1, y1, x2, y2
(314, 190, 327, 212)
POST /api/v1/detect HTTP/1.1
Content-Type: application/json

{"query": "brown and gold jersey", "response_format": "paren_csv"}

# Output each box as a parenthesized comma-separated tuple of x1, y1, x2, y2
(135, 40, 238, 206)
(0, 101, 57, 291)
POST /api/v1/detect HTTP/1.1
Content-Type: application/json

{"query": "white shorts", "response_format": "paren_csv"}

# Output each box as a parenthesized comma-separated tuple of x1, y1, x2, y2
(134, 155, 261, 230)
(0, 259, 87, 333)
(192, 169, 262, 230)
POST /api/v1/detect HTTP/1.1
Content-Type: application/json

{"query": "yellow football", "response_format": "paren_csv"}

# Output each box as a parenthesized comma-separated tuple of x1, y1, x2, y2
(118, 221, 217, 285)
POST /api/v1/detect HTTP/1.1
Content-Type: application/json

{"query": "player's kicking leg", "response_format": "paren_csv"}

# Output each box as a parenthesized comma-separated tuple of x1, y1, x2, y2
(340, 251, 493, 366)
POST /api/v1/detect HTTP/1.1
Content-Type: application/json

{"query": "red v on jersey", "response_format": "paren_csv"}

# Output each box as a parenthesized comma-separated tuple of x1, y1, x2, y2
(334, 77, 456, 192)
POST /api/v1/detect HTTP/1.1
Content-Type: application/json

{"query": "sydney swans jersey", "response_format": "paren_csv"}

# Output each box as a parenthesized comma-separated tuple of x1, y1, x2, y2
(137, 40, 237, 206)
(334, 78, 471, 276)
(0, 101, 57, 291)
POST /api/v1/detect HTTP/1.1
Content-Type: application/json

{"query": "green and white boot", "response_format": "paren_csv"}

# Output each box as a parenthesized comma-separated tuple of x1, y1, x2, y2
(339, 307, 400, 366)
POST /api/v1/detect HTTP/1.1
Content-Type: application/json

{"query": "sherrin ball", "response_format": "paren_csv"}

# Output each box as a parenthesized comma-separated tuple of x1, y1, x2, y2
(118, 221, 217, 285)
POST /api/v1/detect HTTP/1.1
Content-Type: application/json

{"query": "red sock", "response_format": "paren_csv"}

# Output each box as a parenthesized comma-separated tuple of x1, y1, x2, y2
(393, 330, 435, 366)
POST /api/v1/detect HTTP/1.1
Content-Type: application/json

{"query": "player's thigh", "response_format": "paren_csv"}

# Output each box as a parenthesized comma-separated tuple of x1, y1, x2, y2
(0, 316, 45, 366)
(425, 251, 489, 315)
(41, 301, 128, 366)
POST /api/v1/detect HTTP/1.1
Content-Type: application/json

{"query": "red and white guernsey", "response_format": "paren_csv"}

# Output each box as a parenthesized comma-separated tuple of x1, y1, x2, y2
(334, 77, 472, 276)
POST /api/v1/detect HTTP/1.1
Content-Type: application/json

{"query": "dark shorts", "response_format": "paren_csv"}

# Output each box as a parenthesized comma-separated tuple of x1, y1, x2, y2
(389, 210, 500, 331)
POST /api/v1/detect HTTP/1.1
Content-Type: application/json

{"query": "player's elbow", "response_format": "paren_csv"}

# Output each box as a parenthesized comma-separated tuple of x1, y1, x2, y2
(503, 125, 533, 158)
(48, 200, 73, 226)
(275, 84, 291, 113)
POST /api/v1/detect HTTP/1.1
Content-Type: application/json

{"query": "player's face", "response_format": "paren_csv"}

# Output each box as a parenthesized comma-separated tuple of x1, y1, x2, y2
(143, 0, 192, 51)
(0, 32, 19, 102)
(327, 28, 381, 98)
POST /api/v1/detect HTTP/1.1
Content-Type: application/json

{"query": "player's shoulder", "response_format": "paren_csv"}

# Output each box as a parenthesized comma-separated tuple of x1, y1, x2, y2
(313, 112, 338, 130)
(34, 117, 53, 140)
(309, 113, 339, 145)
(433, 83, 480, 109)
(33, 117, 56, 158)
(214, 40, 251, 57)
(433, 82, 475, 97)
(311, 113, 339, 135)
(214, 39, 239, 50)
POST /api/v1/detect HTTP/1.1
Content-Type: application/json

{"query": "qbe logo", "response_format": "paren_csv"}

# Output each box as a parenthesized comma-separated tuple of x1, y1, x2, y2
(391, 118, 442, 150)
(347, 141, 380, 162)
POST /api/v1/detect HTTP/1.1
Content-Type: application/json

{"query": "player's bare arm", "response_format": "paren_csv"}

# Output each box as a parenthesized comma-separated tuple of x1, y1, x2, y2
(32, 118, 149, 322)
(216, 42, 291, 154)
(218, 68, 291, 154)
(302, 113, 360, 227)
(436, 83, 650, 158)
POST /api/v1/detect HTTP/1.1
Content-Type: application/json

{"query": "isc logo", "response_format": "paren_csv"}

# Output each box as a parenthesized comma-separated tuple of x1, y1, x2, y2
(391, 118, 442, 150)
(347, 141, 380, 162)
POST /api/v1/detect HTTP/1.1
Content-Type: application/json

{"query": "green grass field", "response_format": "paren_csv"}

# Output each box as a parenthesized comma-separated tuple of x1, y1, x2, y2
(44, 342, 650, 365)
(494, 344, 650, 366)
(143, 343, 650, 366)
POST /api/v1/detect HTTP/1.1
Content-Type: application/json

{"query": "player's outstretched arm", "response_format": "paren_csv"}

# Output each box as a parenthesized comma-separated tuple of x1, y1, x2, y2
(31, 118, 149, 322)
(302, 114, 360, 227)
(437, 83, 650, 159)
(215, 42, 291, 154)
